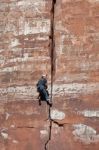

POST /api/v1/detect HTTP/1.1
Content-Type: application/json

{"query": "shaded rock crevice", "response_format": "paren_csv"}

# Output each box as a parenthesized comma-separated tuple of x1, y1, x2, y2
(15, 126, 36, 129)
(45, 0, 56, 149)
(51, 119, 66, 127)
(50, 0, 56, 103)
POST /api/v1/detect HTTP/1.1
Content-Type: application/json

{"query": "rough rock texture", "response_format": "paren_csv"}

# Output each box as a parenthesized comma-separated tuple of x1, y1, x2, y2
(0, 0, 52, 149)
(49, 0, 99, 149)
(0, 0, 52, 101)
(0, 0, 99, 150)
(0, 101, 50, 150)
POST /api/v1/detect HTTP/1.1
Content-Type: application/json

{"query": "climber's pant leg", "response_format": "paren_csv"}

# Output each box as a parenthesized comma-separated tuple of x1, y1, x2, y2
(42, 88, 49, 101)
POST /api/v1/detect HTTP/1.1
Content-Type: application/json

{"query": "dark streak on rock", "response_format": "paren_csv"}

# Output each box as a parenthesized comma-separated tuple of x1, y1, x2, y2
(45, 0, 56, 149)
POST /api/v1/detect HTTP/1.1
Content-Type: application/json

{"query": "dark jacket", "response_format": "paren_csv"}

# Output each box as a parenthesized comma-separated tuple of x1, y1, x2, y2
(37, 78, 47, 91)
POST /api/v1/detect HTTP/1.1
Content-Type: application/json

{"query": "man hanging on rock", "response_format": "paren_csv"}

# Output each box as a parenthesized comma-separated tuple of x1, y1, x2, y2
(36, 74, 52, 106)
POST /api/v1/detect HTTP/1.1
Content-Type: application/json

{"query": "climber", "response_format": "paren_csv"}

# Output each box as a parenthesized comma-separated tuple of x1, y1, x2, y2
(36, 74, 52, 106)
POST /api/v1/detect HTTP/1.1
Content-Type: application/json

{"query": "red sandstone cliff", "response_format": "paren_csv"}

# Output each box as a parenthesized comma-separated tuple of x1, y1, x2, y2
(0, 0, 99, 150)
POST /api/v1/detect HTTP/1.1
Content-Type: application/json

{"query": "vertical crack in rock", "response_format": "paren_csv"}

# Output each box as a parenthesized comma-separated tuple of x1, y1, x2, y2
(45, 0, 56, 150)
(50, 0, 56, 103)
(45, 108, 52, 150)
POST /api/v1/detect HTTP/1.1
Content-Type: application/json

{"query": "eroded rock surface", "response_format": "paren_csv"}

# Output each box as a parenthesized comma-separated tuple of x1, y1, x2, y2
(49, 0, 99, 149)
(0, 0, 99, 150)
(0, 0, 52, 101)
(0, 101, 50, 150)
(0, 0, 52, 149)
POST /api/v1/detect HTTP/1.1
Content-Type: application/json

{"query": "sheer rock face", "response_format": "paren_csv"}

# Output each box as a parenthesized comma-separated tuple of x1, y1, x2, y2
(0, 0, 52, 101)
(0, 101, 49, 150)
(49, 0, 99, 149)
(0, 0, 51, 149)
(0, 0, 99, 150)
